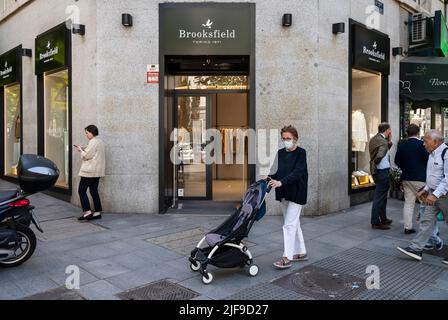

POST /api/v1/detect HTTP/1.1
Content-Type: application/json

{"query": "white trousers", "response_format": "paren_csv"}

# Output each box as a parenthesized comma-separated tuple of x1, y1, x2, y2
(281, 199, 306, 260)
(402, 180, 425, 230)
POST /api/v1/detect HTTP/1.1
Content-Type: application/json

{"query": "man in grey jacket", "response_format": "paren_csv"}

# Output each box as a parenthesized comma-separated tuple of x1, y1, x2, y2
(369, 123, 393, 230)
(397, 130, 448, 266)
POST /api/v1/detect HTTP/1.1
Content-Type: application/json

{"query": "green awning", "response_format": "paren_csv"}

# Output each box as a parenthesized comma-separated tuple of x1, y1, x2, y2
(400, 56, 448, 104)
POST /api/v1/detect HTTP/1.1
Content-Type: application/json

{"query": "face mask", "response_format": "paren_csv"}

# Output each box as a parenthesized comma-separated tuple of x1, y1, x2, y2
(283, 140, 295, 150)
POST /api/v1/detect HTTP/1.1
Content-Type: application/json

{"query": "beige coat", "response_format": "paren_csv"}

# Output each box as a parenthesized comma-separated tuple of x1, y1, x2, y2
(79, 137, 106, 178)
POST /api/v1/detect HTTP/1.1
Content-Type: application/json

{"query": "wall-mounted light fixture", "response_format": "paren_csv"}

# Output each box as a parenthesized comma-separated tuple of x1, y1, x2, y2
(332, 22, 345, 35)
(72, 24, 86, 36)
(392, 47, 404, 56)
(21, 48, 32, 57)
(122, 13, 133, 27)
(282, 14, 292, 27)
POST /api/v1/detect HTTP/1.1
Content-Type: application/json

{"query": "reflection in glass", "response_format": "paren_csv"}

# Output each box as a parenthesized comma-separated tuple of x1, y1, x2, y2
(44, 69, 69, 189)
(406, 107, 431, 138)
(4, 84, 21, 177)
(176, 96, 207, 197)
(175, 76, 248, 90)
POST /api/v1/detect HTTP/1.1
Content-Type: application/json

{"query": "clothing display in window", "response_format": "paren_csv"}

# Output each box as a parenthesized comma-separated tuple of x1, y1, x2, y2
(15, 115, 21, 140)
(352, 110, 368, 152)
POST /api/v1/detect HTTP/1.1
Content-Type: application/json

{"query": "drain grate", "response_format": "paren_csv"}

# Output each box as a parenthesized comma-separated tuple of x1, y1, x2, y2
(225, 282, 314, 300)
(306, 247, 446, 299)
(272, 265, 367, 300)
(424, 245, 448, 258)
(116, 279, 200, 300)
(22, 287, 86, 300)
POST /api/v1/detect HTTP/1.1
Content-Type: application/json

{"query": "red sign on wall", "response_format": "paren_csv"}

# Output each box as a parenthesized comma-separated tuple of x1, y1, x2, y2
(147, 71, 159, 84)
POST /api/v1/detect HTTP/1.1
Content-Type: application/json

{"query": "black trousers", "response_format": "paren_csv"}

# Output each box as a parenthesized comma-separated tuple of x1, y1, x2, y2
(371, 169, 390, 225)
(78, 177, 102, 213)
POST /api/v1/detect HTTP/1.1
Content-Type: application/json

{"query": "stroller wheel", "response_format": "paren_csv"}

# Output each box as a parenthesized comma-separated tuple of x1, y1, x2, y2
(202, 273, 213, 285)
(247, 264, 259, 277)
(190, 261, 201, 272)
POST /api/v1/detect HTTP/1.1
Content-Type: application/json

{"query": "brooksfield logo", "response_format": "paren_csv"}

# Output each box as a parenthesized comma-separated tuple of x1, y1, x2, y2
(0, 61, 12, 77)
(179, 19, 236, 39)
(362, 41, 385, 61)
(39, 41, 59, 61)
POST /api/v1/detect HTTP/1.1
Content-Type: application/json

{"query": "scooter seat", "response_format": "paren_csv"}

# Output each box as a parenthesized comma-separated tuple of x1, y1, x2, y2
(0, 190, 18, 203)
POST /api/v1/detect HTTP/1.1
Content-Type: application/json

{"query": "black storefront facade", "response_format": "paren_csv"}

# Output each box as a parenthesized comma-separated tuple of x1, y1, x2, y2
(35, 22, 73, 197)
(400, 56, 448, 137)
(348, 20, 391, 206)
(399, 10, 448, 140)
(159, 3, 256, 213)
(0, 46, 23, 182)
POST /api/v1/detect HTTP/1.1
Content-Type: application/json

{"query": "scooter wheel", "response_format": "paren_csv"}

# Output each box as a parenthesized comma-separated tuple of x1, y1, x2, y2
(0, 225, 36, 268)
(202, 273, 213, 285)
(190, 261, 201, 272)
(248, 264, 259, 277)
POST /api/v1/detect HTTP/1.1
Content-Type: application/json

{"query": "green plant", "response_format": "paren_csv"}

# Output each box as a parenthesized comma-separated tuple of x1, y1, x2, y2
(389, 167, 402, 190)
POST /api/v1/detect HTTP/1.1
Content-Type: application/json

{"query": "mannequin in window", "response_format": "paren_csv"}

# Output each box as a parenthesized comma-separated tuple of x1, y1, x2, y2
(352, 109, 368, 152)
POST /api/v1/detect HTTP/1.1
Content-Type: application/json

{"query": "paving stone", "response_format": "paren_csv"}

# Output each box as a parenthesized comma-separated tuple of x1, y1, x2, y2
(79, 259, 131, 279)
(78, 280, 123, 300)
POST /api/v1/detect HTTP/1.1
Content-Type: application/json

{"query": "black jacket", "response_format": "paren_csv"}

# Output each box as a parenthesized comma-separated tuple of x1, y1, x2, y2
(269, 147, 308, 205)
(394, 138, 428, 182)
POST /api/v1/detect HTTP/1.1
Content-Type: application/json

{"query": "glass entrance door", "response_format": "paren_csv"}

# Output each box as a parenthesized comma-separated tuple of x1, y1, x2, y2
(174, 95, 212, 202)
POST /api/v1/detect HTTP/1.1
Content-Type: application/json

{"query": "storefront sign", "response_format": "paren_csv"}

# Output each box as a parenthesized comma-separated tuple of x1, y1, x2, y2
(0, 48, 19, 87)
(352, 24, 390, 75)
(35, 24, 68, 75)
(160, 3, 254, 55)
(400, 56, 448, 102)
(434, 10, 448, 57)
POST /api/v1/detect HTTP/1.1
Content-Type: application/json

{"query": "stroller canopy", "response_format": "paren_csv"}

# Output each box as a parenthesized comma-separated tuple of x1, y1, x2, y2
(205, 180, 269, 247)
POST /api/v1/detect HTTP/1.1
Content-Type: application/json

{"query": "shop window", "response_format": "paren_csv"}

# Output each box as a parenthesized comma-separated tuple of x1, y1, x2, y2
(351, 68, 382, 190)
(408, 107, 431, 137)
(4, 84, 21, 177)
(44, 69, 69, 189)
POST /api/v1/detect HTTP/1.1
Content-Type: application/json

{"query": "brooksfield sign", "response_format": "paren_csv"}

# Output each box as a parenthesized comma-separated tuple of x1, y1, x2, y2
(160, 3, 253, 55)
(179, 28, 236, 40)
(35, 24, 68, 75)
(0, 47, 19, 87)
(353, 24, 390, 75)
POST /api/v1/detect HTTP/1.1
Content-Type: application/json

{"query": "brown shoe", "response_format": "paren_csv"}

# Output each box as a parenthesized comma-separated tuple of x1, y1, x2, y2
(382, 218, 393, 225)
(372, 223, 391, 230)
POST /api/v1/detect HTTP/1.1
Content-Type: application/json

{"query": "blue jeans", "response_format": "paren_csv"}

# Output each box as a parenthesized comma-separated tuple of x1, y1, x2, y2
(417, 204, 441, 246)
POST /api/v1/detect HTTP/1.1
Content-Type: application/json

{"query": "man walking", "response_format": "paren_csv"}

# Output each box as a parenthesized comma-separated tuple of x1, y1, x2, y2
(369, 123, 394, 230)
(397, 130, 448, 265)
(394, 124, 429, 234)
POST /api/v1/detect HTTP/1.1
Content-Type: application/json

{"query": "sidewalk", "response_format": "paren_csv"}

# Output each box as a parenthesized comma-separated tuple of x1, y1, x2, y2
(0, 180, 447, 300)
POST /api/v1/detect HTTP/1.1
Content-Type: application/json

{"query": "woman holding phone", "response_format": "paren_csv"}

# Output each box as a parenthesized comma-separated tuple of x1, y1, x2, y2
(75, 125, 106, 221)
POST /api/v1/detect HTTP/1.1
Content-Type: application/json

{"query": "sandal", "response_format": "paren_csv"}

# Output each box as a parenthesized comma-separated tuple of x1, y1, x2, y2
(273, 257, 292, 269)
(291, 254, 308, 262)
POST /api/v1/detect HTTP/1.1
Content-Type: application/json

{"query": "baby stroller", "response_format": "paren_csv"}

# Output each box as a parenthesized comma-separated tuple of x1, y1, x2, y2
(189, 178, 271, 284)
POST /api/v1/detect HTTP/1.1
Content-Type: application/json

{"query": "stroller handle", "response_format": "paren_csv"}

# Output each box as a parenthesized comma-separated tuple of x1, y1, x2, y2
(264, 176, 273, 193)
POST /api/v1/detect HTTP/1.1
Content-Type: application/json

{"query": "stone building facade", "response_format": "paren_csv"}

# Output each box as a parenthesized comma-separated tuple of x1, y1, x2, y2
(0, 0, 447, 215)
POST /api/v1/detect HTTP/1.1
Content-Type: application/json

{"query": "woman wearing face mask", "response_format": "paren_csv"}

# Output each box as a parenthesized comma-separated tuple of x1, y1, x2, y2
(268, 125, 308, 269)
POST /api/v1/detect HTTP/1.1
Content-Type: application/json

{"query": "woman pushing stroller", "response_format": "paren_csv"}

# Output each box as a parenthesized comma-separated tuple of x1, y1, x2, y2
(268, 125, 309, 269)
